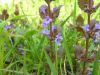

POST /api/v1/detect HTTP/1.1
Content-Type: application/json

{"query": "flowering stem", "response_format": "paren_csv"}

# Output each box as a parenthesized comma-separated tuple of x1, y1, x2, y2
(82, 0, 91, 73)
(48, 0, 54, 60)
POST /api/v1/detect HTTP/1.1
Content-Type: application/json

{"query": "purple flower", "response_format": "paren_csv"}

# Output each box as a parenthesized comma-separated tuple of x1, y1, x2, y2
(82, 23, 100, 44)
(53, 7, 59, 12)
(42, 16, 52, 28)
(83, 23, 100, 32)
(4, 24, 13, 30)
(55, 33, 63, 46)
(93, 23, 100, 30)
(53, 5, 62, 13)
(40, 5, 47, 14)
(52, 25, 57, 31)
(41, 25, 56, 35)
(41, 29, 50, 35)
(82, 24, 89, 31)
(95, 32, 100, 37)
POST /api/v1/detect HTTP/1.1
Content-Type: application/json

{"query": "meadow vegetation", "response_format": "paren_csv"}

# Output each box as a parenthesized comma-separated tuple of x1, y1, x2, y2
(0, 0, 100, 75)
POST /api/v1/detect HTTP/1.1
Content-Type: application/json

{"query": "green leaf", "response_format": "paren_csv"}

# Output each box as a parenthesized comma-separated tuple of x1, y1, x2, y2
(44, 51, 58, 75)
(92, 47, 100, 75)
(73, 0, 77, 23)
(92, 60, 99, 75)
(24, 29, 37, 37)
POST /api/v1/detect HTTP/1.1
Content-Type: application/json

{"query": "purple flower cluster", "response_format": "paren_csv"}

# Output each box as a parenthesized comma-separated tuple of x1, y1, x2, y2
(41, 25, 62, 46)
(82, 23, 100, 32)
(82, 23, 100, 44)
(42, 16, 52, 28)
(39, 0, 62, 46)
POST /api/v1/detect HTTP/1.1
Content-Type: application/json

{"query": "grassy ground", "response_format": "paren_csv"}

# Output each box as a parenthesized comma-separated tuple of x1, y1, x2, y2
(0, 0, 100, 75)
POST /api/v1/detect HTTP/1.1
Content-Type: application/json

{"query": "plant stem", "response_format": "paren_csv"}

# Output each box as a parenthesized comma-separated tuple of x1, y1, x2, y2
(48, 0, 53, 61)
(82, 38, 89, 74)
(82, 0, 91, 74)
(86, 0, 91, 60)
